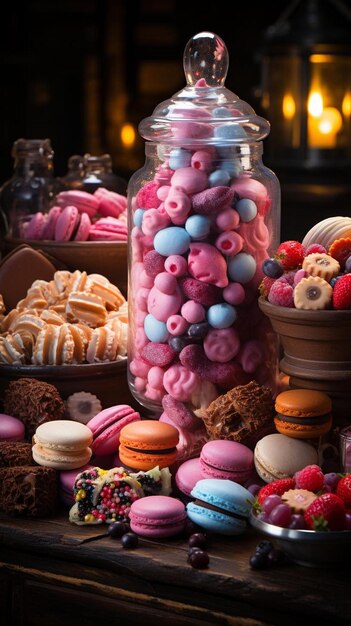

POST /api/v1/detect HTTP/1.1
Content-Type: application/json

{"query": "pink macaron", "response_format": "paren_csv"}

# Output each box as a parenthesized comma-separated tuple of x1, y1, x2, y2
(87, 404, 141, 457)
(94, 187, 127, 218)
(41, 205, 62, 240)
(175, 457, 203, 501)
(74, 211, 91, 241)
(56, 190, 99, 218)
(129, 495, 187, 538)
(89, 217, 128, 241)
(25, 212, 46, 240)
(0, 413, 25, 442)
(200, 440, 254, 484)
(54, 205, 79, 241)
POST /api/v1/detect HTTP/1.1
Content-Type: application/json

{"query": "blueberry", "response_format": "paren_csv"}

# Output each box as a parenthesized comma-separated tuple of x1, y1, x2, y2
(187, 549, 210, 569)
(267, 548, 285, 566)
(188, 532, 207, 550)
(255, 540, 273, 555)
(108, 521, 128, 539)
(187, 322, 209, 339)
(345, 256, 351, 273)
(249, 552, 269, 570)
(262, 258, 284, 279)
(121, 532, 139, 549)
(168, 335, 191, 352)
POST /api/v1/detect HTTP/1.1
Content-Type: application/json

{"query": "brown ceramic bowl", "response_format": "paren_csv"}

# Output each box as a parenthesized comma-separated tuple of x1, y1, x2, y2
(258, 296, 351, 424)
(4, 237, 128, 296)
(0, 359, 139, 411)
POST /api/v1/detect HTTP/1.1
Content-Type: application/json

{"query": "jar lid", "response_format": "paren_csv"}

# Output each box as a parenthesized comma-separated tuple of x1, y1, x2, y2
(12, 138, 53, 159)
(139, 32, 270, 145)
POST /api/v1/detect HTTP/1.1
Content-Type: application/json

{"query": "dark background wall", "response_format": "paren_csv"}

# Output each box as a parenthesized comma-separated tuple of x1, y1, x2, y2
(0, 0, 283, 181)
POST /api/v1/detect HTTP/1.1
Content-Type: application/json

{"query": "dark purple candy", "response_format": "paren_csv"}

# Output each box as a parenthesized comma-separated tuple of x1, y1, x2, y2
(108, 521, 128, 539)
(188, 532, 208, 550)
(187, 549, 210, 569)
(187, 322, 209, 339)
(121, 532, 139, 549)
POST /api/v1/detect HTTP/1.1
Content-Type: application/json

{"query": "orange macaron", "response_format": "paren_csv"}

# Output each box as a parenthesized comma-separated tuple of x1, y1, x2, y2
(274, 389, 332, 439)
(119, 420, 179, 470)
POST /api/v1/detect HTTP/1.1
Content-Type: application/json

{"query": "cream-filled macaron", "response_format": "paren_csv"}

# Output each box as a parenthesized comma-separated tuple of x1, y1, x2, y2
(32, 420, 93, 470)
(254, 433, 318, 483)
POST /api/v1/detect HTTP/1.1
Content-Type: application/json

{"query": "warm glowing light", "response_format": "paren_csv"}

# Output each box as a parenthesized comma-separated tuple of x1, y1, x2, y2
(121, 123, 136, 148)
(342, 92, 351, 117)
(282, 94, 296, 120)
(318, 107, 343, 135)
(308, 92, 324, 118)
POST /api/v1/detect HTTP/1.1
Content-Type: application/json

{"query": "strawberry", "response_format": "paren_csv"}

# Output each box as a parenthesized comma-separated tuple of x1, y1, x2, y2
(336, 474, 351, 507)
(332, 274, 351, 310)
(294, 465, 324, 492)
(275, 240, 305, 270)
(257, 478, 295, 506)
(259, 275, 276, 298)
(304, 492, 346, 530)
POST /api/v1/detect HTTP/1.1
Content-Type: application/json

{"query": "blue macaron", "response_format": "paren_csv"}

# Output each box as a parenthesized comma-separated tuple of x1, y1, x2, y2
(186, 478, 254, 536)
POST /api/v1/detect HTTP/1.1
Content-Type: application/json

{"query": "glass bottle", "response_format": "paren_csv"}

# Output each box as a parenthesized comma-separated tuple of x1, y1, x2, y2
(127, 32, 281, 416)
(58, 154, 85, 190)
(0, 138, 58, 241)
(81, 153, 127, 196)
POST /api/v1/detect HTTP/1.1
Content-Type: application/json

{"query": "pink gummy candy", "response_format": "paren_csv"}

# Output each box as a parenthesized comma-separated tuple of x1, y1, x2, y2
(216, 208, 240, 231)
(156, 185, 170, 201)
(171, 121, 212, 141)
(164, 186, 191, 224)
(141, 343, 176, 368)
(160, 412, 208, 462)
(154, 272, 178, 295)
(162, 394, 200, 431)
(191, 149, 215, 172)
(143, 250, 165, 278)
(166, 315, 189, 335)
(223, 282, 246, 305)
(203, 328, 240, 363)
(188, 242, 228, 288)
(164, 255, 188, 277)
(232, 177, 270, 215)
(163, 363, 199, 401)
(147, 366, 165, 390)
(147, 285, 182, 322)
(129, 357, 150, 378)
(142, 207, 171, 237)
(215, 231, 244, 256)
(179, 344, 250, 390)
(136, 181, 161, 209)
(179, 277, 222, 307)
(192, 186, 234, 215)
(170, 167, 208, 194)
(181, 300, 205, 324)
(239, 340, 264, 374)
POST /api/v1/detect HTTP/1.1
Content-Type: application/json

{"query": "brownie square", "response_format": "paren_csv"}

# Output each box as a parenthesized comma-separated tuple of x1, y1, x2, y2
(0, 465, 58, 517)
(0, 442, 33, 467)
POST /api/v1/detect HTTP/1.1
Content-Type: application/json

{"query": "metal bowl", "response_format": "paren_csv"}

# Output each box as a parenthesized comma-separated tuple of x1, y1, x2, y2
(250, 510, 351, 567)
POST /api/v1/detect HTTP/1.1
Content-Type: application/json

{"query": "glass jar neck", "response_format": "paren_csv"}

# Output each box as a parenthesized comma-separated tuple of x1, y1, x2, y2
(83, 154, 112, 174)
(12, 139, 54, 177)
(144, 141, 263, 170)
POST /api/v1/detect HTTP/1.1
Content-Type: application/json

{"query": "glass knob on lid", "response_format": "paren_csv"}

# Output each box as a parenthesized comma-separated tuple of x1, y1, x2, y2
(139, 31, 270, 144)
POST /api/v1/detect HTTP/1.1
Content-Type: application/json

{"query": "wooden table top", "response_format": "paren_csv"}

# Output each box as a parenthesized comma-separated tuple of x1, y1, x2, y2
(0, 511, 350, 626)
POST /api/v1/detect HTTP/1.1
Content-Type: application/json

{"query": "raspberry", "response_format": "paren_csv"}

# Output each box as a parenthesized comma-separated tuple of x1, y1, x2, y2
(328, 238, 351, 270)
(275, 240, 305, 270)
(294, 465, 324, 492)
(136, 181, 161, 209)
(267, 277, 294, 307)
(259, 276, 276, 297)
(305, 243, 327, 255)
(257, 478, 295, 506)
(332, 274, 351, 310)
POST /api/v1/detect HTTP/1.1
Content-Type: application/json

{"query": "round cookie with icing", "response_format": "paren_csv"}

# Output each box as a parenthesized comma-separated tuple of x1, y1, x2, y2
(274, 389, 332, 439)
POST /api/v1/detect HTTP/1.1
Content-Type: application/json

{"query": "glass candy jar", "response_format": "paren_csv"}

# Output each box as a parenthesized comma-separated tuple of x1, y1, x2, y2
(0, 138, 59, 241)
(127, 32, 281, 415)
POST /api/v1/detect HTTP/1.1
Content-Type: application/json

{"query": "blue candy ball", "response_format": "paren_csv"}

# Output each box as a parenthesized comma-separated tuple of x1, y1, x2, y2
(169, 147, 192, 170)
(185, 214, 211, 240)
(144, 314, 169, 342)
(133, 208, 145, 228)
(208, 169, 231, 187)
(236, 198, 257, 222)
(228, 253, 256, 283)
(154, 227, 191, 256)
(213, 107, 232, 118)
(214, 124, 247, 140)
(207, 303, 237, 329)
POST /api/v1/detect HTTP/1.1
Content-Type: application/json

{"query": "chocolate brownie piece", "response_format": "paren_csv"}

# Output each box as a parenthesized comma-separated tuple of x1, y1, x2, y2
(0, 442, 33, 467)
(0, 465, 58, 517)
(4, 377, 65, 439)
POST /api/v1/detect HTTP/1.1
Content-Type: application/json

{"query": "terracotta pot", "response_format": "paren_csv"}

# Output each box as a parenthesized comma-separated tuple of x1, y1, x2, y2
(258, 296, 351, 425)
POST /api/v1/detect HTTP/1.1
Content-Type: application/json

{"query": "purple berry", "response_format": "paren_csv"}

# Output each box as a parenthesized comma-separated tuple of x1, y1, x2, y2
(289, 513, 307, 530)
(345, 256, 351, 273)
(255, 540, 273, 555)
(257, 511, 270, 523)
(121, 532, 139, 549)
(188, 549, 209, 569)
(108, 521, 128, 538)
(262, 494, 283, 515)
(262, 258, 284, 279)
(324, 472, 341, 492)
(345, 512, 351, 530)
(267, 548, 285, 566)
(188, 533, 207, 549)
(268, 503, 292, 528)
(247, 483, 261, 497)
(249, 552, 268, 569)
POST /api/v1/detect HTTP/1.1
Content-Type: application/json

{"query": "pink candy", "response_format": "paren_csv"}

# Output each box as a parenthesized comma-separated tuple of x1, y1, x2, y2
(181, 300, 205, 323)
(215, 231, 243, 256)
(170, 167, 208, 194)
(164, 255, 188, 277)
(216, 208, 240, 231)
(141, 343, 176, 367)
(142, 207, 171, 237)
(163, 364, 199, 401)
(162, 395, 200, 431)
(179, 344, 250, 389)
(188, 242, 228, 288)
(192, 186, 234, 215)
(147, 275, 182, 322)
(164, 186, 191, 224)
(203, 328, 240, 363)
(166, 315, 189, 335)
(136, 181, 161, 209)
